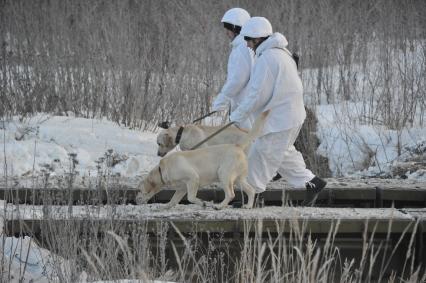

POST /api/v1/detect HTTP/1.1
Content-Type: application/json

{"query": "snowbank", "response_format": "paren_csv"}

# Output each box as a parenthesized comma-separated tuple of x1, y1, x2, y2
(316, 103, 426, 179)
(0, 205, 71, 283)
(1, 110, 425, 182)
(1, 114, 160, 178)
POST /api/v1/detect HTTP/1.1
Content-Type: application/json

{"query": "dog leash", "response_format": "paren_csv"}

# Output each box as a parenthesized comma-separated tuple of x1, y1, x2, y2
(172, 110, 220, 148)
(158, 111, 217, 129)
(192, 111, 217, 123)
(190, 122, 235, 150)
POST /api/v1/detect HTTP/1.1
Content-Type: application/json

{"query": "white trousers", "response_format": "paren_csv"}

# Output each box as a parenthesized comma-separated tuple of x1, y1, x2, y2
(247, 126, 315, 193)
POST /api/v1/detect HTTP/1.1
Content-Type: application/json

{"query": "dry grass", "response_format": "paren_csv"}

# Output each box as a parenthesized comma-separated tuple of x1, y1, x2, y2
(1, 209, 425, 282)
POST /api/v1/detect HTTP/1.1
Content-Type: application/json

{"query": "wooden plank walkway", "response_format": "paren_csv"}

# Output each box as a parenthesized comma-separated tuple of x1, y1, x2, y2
(0, 178, 425, 208)
(2, 203, 425, 264)
(1, 177, 425, 268)
(1, 204, 420, 235)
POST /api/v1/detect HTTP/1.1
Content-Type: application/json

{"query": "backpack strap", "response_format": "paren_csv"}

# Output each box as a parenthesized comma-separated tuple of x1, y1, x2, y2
(273, 47, 299, 69)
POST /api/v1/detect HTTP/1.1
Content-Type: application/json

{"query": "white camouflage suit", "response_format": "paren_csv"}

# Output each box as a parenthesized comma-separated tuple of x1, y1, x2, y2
(230, 32, 315, 192)
(212, 35, 254, 129)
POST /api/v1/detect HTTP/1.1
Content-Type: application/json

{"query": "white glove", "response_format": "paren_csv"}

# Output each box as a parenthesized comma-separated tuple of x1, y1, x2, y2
(211, 94, 230, 112)
(229, 112, 242, 127)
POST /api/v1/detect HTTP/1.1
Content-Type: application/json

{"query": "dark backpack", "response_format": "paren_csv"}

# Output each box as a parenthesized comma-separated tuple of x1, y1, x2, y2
(292, 52, 300, 69)
(273, 47, 300, 70)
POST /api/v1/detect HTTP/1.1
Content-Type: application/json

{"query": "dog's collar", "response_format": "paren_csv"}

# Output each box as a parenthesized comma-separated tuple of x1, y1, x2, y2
(175, 126, 184, 145)
(158, 166, 166, 184)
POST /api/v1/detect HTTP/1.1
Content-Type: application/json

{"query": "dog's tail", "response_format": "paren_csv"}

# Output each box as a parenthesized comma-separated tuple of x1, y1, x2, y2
(237, 110, 270, 150)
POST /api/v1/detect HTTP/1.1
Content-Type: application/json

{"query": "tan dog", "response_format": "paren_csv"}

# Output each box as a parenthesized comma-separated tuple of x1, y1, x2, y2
(156, 124, 248, 157)
(138, 111, 269, 209)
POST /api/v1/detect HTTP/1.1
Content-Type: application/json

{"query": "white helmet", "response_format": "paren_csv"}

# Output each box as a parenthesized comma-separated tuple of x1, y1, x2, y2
(240, 17, 273, 38)
(221, 8, 250, 27)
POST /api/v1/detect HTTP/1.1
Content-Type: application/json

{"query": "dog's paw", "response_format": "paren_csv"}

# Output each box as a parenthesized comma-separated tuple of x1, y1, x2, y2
(202, 201, 214, 208)
(213, 205, 223, 210)
(213, 204, 230, 210)
(242, 204, 254, 209)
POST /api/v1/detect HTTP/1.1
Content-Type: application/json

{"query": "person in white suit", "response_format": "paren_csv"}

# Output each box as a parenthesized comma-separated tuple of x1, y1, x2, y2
(230, 17, 327, 196)
(211, 8, 254, 129)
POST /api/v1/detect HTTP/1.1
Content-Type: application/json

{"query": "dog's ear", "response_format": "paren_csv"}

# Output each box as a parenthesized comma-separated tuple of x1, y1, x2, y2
(158, 121, 170, 129)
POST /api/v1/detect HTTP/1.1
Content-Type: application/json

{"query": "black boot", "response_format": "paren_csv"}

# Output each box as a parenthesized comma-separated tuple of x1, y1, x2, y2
(303, 176, 327, 206)
(272, 173, 282, 181)
(254, 193, 265, 208)
(305, 176, 327, 193)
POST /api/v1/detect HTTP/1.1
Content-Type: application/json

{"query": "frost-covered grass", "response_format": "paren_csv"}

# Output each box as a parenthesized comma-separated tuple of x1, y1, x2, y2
(1, 206, 425, 282)
(303, 40, 425, 121)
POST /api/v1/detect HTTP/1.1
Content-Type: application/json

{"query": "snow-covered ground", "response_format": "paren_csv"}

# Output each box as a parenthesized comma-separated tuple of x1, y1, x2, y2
(1, 109, 425, 182)
(0, 114, 161, 179)
(316, 103, 426, 180)
(0, 211, 74, 283)
(2, 202, 414, 222)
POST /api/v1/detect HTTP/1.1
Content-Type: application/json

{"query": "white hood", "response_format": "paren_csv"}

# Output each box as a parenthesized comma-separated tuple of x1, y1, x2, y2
(231, 34, 246, 48)
(256, 32, 288, 56)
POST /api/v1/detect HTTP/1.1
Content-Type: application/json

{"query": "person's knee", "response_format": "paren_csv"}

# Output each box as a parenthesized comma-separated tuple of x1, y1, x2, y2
(254, 187, 265, 193)
(247, 178, 266, 194)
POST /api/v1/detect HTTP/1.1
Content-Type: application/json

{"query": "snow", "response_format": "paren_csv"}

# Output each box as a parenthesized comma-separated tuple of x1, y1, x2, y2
(0, 236, 75, 282)
(1, 110, 425, 181)
(406, 169, 426, 181)
(1, 114, 161, 179)
(300, 40, 426, 178)
(0, 202, 414, 222)
(315, 103, 426, 178)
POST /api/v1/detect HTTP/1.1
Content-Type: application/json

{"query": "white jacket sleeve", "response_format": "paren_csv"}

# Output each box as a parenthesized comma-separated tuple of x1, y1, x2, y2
(212, 48, 251, 111)
(230, 58, 274, 124)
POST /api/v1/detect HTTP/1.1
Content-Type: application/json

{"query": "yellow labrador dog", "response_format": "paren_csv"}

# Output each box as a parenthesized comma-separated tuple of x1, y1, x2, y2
(156, 123, 248, 157)
(138, 111, 269, 209)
